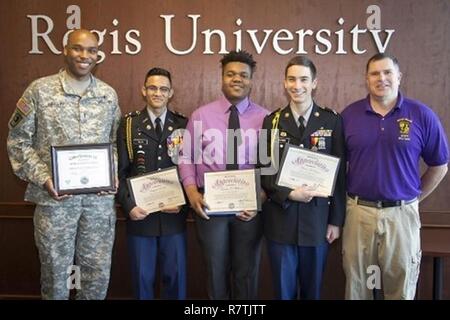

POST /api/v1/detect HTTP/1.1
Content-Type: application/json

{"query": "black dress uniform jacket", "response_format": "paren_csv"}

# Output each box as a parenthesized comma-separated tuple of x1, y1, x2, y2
(117, 108, 188, 237)
(261, 103, 346, 246)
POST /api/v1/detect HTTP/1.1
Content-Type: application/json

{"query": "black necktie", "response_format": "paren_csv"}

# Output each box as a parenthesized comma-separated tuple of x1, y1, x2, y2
(226, 105, 240, 170)
(298, 115, 305, 138)
(155, 117, 162, 141)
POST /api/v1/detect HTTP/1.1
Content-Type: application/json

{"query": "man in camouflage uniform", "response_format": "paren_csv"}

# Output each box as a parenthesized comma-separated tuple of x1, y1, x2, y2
(7, 29, 121, 300)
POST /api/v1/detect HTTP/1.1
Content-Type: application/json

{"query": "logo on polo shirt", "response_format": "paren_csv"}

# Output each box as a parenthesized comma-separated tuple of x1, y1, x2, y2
(397, 118, 412, 141)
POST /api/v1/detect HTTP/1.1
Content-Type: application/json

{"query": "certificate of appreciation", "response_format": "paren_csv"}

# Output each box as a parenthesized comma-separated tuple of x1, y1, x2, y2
(276, 144, 340, 196)
(127, 167, 186, 214)
(51, 143, 115, 195)
(204, 169, 261, 215)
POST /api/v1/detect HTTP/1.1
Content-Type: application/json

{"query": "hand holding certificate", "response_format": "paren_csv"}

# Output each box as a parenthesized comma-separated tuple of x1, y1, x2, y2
(127, 167, 186, 214)
(204, 169, 261, 215)
(276, 144, 341, 197)
(51, 143, 115, 195)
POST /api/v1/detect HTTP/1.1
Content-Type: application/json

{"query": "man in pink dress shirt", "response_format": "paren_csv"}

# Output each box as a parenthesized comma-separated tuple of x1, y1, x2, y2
(179, 50, 268, 299)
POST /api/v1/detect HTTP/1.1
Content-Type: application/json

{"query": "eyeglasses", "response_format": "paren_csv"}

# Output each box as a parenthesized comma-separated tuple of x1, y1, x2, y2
(145, 85, 171, 95)
(67, 45, 99, 55)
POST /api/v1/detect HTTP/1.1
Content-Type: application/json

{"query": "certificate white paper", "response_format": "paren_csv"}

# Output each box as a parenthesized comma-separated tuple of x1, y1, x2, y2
(276, 145, 340, 196)
(51, 143, 115, 194)
(204, 169, 261, 215)
(127, 167, 186, 214)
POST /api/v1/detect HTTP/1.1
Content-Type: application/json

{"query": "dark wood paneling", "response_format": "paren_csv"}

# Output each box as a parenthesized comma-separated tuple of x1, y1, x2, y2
(1, 203, 449, 299)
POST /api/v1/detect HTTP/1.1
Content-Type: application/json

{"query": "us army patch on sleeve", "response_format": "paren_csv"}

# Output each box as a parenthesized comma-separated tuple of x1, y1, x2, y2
(8, 110, 24, 128)
(16, 98, 32, 116)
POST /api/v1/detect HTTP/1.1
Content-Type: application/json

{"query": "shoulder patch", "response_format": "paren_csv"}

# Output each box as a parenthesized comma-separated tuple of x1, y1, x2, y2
(16, 98, 32, 116)
(125, 110, 141, 118)
(8, 110, 24, 129)
(320, 106, 338, 115)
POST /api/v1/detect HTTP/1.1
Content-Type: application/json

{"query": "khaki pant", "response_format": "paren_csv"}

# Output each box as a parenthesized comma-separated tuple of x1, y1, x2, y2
(342, 196, 421, 300)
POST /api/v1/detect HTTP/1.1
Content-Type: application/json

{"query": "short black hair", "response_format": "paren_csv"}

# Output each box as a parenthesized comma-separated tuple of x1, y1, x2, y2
(366, 53, 400, 73)
(285, 56, 317, 79)
(220, 50, 256, 75)
(144, 67, 172, 85)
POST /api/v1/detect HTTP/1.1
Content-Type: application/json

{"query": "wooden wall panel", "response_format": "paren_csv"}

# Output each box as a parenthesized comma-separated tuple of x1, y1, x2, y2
(1, 204, 449, 299)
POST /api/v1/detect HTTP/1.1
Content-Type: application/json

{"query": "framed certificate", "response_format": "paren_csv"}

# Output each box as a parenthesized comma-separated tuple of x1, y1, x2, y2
(204, 169, 262, 215)
(127, 167, 186, 214)
(51, 143, 115, 195)
(276, 144, 341, 196)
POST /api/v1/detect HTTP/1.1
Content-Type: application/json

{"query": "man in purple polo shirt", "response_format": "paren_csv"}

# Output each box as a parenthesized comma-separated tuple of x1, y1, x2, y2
(178, 50, 268, 299)
(342, 53, 449, 300)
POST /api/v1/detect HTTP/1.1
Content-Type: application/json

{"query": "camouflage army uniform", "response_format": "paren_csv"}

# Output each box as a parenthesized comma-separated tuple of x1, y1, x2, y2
(7, 70, 121, 300)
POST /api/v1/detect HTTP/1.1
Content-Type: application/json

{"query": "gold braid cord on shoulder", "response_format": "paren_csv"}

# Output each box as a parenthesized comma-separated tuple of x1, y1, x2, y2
(270, 110, 281, 162)
(126, 116, 133, 161)
(271, 111, 281, 130)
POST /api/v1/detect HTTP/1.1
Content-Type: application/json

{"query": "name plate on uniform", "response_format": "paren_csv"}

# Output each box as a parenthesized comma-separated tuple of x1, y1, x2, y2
(204, 169, 262, 215)
(51, 143, 115, 195)
(276, 144, 340, 196)
(127, 167, 186, 214)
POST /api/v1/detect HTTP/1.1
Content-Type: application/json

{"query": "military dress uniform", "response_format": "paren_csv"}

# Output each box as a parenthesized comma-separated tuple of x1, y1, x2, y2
(261, 103, 346, 299)
(7, 70, 121, 300)
(117, 107, 188, 299)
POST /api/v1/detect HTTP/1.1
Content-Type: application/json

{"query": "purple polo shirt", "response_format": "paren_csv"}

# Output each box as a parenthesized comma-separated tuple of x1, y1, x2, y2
(342, 92, 449, 201)
(179, 95, 268, 188)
